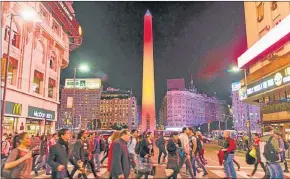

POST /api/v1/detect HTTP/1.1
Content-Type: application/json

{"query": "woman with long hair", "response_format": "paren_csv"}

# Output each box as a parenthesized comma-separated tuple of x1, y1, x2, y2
(4, 132, 33, 178)
(107, 131, 121, 172)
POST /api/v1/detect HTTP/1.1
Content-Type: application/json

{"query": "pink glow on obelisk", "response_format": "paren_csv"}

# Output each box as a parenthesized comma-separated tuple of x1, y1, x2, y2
(141, 10, 156, 132)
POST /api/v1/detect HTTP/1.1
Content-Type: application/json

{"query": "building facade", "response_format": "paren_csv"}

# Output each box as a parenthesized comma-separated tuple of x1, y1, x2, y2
(58, 78, 102, 130)
(1, 2, 82, 135)
(100, 88, 138, 130)
(239, 2, 290, 139)
(161, 89, 223, 128)
(231, 82, 261, 133)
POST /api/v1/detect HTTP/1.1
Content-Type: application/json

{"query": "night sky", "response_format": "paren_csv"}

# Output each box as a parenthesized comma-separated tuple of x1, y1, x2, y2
(61, 1, 247, 111)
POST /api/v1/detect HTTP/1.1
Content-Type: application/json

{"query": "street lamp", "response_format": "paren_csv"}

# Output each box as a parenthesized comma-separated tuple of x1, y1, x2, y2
(72, 64, 90, 131)
(226, 66, 252, 144)
(1, 9, 40, 139)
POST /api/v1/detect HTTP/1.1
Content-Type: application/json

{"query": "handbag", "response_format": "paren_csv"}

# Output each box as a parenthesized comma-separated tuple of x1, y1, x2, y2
(136, 156, 155, 175)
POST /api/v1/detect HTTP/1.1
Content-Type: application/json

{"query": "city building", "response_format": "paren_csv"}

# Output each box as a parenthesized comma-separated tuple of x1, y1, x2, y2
(100, 87, 138, 130)
(238, 2, 290, 138)
(1, 2, 82, 135)
(160, 89, 223, 128)
(231, 82, 261, 133)
(58, 78, 102, 130)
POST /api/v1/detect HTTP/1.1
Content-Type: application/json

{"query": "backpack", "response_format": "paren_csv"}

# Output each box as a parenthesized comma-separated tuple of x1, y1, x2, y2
(99, 139, 106, 152)
(135, 141, 142, 155)
(284, 140, 289, 150)
(155, 138, 161, 148)
(195, 138, 202, 153)
(263, 136, 279, 162)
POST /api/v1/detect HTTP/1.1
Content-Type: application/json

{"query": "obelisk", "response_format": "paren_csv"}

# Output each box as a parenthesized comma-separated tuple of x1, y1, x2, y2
(141, 10, 156, 132)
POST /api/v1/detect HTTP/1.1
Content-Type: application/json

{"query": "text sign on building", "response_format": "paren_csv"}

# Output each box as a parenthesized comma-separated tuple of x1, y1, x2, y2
(28, 106, 55, 120)
(232, 82, 241, 92)
(246, 66, 290, 97)
(5, 101, 22, 116)
(65, 78, 101, 89)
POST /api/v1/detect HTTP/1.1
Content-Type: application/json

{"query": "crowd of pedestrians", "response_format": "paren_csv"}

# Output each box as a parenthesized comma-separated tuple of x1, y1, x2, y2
(1, 125, 290, 179)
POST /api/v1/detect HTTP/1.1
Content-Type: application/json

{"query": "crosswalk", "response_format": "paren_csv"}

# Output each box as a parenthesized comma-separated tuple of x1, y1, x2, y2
(32, 164, 290, 179)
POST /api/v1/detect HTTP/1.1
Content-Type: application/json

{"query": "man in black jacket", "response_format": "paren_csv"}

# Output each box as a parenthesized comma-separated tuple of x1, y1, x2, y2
(111, 129, 131, 179)
(47, 128, 74, 179)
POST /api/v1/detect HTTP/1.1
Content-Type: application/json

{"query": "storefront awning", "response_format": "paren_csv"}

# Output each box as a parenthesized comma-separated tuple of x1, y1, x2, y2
(238, 14, 290, 68)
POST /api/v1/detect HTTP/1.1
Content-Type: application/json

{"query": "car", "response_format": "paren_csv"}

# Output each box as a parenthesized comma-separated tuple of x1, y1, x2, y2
(203, 137, 213, 143)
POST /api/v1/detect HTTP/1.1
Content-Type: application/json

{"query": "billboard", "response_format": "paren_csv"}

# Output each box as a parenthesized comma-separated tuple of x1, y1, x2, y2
(231, 82, 241, 92)
(167, 78, 185, 89)
(65, 78, 101, 89)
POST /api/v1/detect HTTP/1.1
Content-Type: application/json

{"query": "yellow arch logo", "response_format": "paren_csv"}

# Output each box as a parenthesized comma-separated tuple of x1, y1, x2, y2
(12, 103, 22, 115)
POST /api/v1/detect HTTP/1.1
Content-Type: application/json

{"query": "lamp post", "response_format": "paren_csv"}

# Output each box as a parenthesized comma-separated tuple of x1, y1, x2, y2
(1, 10, 39, 140)
(226, 66, 252, 144)
(72, 64, 90, 131)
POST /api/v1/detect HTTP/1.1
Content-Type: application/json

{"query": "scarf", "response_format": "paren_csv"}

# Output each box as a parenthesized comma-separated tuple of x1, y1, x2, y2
(58, 138, 69, 154)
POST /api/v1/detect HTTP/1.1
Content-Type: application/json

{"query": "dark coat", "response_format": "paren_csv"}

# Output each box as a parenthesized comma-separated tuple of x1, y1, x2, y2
(110, 138, 131, 179)
(72, 139, 87, 162)
(47, 140, 76, 178)
(166, 139, 180, 171)
(139, 138, 154, 158)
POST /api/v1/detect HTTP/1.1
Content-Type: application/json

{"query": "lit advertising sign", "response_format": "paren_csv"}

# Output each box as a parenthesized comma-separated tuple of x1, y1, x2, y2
(59, 2, 73, 20)
(238, 14, 290, 68)
(246, 66, 290, 97)
(232, 82, 241, 92)
(65, 78, 101, 89)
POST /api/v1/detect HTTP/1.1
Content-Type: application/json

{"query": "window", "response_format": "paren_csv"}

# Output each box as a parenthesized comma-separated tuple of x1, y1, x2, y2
(48, 78, 56, 98)
(4, 26, 10, 41)
(33, 70, 43, 94)
(39, 6, 48, 21)
(52, 21, 60, 35)
(1, 57, 18, 85)
(271, 2, 277, 11)
(49, 53, 56, 71)
(257, 3, 264, 22)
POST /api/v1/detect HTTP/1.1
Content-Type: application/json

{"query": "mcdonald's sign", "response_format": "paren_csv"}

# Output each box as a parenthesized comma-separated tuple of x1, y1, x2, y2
(12, 103, 22, 115)
(5, 101, 22, 116)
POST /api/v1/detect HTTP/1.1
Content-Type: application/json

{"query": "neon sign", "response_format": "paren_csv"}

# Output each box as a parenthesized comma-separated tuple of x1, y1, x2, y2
(246, 66, 290, 97)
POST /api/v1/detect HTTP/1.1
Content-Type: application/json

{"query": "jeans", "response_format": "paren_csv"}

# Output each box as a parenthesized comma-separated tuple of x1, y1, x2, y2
(191, 156, 197, 176)
(158, 147, 167, 164)
(224, 154, 237, 178)
(267, 162, 284, 179)
(179, 155, 195, 178)
(94, 153, 101, 171)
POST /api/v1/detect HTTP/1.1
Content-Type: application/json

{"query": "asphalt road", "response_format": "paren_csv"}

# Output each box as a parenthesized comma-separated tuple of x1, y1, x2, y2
(31, 142, 290, 178)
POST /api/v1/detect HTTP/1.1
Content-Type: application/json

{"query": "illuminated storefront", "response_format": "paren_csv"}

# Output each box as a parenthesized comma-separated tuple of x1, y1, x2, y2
(25, 119, 41, 136)
(27, 106, 56, 135)
(4, 101, 22, 134)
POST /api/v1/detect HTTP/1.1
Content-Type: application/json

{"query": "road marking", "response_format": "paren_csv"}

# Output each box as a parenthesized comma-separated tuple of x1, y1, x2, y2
(204, 157, 219, 164)
(205, 165, 255, 169)
(210, 169, 226, 178)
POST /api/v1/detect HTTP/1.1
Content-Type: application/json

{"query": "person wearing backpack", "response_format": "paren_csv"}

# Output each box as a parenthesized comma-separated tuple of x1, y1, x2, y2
(275, 133, 289, 173)
(195, 131, 208, 177)
(260, 126, 283, 179)
(156, 133, 167, 165)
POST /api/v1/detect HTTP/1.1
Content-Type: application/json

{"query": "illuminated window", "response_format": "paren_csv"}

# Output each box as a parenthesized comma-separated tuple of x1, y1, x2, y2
(49, 53, 56, 71)
(48, 78, 56, 98)
(1, 57, 18, 85)
(257, 3, 264, 22)
(271, 2, 277, 11)
(33, 70, 43, 94)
